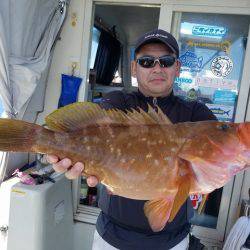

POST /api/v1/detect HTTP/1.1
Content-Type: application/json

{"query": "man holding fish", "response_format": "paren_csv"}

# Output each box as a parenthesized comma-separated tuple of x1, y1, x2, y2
(46, 29, 222, 250)
(0, 28, 249, 249)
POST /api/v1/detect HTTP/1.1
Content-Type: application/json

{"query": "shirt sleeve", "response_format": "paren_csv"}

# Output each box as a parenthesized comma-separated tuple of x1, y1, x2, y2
(191, 102, 217, 122)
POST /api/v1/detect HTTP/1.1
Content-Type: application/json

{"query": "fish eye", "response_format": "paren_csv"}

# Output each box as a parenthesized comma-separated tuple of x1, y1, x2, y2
(218, 124, 230, 131)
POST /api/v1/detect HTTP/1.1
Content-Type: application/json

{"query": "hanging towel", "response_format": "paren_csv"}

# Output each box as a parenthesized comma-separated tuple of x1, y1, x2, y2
(58, 74, 82, 108)
(223, 216, 250, 250)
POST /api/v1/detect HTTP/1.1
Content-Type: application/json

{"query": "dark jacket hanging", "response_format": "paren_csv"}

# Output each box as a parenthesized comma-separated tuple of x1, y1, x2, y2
(94, 30, 121, 85)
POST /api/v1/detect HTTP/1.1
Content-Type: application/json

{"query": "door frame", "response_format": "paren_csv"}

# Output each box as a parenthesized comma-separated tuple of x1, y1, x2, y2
(160, 0, 250, 245)
(77, 0, 164, 102)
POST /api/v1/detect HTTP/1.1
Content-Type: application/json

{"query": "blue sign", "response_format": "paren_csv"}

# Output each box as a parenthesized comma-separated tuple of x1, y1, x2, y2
(192, 25, 227, 37)
(175, 77, 193, 84)
(181, 22, 227, 39)
(213, 90, 236, 105)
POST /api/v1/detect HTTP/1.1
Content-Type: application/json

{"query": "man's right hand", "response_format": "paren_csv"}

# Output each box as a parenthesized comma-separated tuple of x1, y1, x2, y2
(46, 154, 98, 187)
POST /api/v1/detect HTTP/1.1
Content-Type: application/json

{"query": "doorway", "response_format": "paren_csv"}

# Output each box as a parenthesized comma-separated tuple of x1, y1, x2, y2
(87, 3, 160, 102)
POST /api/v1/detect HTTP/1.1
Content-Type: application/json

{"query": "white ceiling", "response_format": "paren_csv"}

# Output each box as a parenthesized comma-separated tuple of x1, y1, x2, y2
(94, 4, 160, 45)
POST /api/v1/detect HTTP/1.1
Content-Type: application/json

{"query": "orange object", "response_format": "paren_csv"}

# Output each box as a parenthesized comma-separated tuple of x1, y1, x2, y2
(0, 102, 249, 232)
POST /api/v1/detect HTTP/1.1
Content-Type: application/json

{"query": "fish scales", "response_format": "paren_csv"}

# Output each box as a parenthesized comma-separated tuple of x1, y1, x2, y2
(0, 102, 249, 232)
(48, 124, 182, 200)
(30, 121, 247, 199)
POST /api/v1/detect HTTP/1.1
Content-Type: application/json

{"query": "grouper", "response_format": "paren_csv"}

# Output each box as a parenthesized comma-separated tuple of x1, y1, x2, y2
(0, 102, 249, 232)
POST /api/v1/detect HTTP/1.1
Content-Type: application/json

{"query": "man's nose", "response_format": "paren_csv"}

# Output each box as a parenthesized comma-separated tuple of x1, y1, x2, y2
(152, 61, 162, 71)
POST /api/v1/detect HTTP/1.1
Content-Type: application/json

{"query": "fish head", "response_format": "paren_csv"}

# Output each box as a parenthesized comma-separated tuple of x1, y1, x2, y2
(237, 122, 250, 148)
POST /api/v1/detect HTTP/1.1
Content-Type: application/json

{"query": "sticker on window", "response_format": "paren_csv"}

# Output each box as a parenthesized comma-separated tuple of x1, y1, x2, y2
(211, 56, 233, 77)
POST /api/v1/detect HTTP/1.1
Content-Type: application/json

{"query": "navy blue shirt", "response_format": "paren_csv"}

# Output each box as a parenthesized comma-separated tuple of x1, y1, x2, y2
(96, 90, 216, 250)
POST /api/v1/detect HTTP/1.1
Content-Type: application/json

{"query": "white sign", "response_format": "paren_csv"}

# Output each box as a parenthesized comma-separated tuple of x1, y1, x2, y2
(206, 103, 234, 120)
(195, 76, 238, 90)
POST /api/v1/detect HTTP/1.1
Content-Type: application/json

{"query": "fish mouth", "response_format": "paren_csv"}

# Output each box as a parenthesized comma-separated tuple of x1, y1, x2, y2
(237, 122, 250, 148)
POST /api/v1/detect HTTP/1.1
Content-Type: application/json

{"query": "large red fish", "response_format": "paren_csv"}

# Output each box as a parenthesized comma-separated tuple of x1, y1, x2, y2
(0, 102, 249, 232)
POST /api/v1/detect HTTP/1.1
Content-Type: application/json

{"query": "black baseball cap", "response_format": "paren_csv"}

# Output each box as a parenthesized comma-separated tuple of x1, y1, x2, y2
(134, 29, 179, 58)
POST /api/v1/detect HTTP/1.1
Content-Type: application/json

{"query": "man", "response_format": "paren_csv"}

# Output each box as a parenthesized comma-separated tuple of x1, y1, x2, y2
(47, 29, 216, 249)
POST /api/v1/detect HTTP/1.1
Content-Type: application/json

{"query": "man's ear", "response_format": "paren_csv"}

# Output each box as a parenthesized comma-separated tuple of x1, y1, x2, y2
(175, 60, 181, 77)
(131, 60, 137, 77)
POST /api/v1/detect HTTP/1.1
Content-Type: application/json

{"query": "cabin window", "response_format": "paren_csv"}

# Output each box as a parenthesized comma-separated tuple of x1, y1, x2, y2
(130, 47, 138, 87)
(79, 177, 99, 207)
(89, 27, 101, 70)
(88, 23, 123, 103)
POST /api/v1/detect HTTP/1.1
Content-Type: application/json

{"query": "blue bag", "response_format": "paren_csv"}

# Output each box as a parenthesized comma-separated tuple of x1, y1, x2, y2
(58, 74, 82, 108)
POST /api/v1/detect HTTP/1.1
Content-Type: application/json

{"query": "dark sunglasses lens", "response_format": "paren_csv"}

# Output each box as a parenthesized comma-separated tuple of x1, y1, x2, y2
(137, 57, 155, 68)
(159, 56, 176, 67)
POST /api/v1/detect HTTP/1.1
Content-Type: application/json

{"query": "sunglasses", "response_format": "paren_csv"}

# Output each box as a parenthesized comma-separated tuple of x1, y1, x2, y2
(136, 55, 176, 68)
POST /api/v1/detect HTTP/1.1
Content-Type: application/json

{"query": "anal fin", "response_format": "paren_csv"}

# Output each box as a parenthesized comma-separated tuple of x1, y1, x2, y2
(168, 176, 191, 222)
(144, 196, 175, 232)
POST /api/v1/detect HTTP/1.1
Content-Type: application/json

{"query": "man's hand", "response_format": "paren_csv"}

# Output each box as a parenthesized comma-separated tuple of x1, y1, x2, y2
(46, 154, 98, 187)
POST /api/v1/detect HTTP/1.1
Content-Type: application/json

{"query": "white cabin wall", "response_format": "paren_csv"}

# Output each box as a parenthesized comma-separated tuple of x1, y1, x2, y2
(37, 0, 87, 125)
(73, 222, 96, 250)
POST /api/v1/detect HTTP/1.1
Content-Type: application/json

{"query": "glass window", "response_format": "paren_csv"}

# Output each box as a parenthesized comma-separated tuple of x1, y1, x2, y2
(130, 47, 138, 87)
(174, 13, 249, 122)
(79, 177, 99, 207)
(173, 12, 250, 228)
(89, 27, 101, 69)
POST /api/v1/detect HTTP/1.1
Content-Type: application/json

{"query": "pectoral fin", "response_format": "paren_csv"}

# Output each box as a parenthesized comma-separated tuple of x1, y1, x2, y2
(168, 177, 191, 222)
(144, 196, 175, 232)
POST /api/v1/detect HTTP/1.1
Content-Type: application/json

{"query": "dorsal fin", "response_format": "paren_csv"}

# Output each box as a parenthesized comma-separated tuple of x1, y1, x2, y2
(45, 102, 172, 132)
(147, 104, 172, 124)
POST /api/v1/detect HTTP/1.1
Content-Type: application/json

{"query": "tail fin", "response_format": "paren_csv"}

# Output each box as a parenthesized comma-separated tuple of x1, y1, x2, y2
(0, 118, 43, 153)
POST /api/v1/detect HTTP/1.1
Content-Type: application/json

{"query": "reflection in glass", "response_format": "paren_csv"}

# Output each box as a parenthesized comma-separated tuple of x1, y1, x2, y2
(90, 27, 101, 70)
(80, 177, 99, 207)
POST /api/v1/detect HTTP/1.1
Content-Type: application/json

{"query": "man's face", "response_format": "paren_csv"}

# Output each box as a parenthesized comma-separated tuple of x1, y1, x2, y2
(131, 43, 181, 97)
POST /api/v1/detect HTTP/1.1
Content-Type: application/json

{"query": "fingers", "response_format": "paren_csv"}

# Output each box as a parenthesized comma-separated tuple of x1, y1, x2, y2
(86, 176, 99, 187)
(46, 154, 59, 164)
(53, 158, 72, 173)
(46, 154, 98, 183)
(65, 162, 85, 179)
